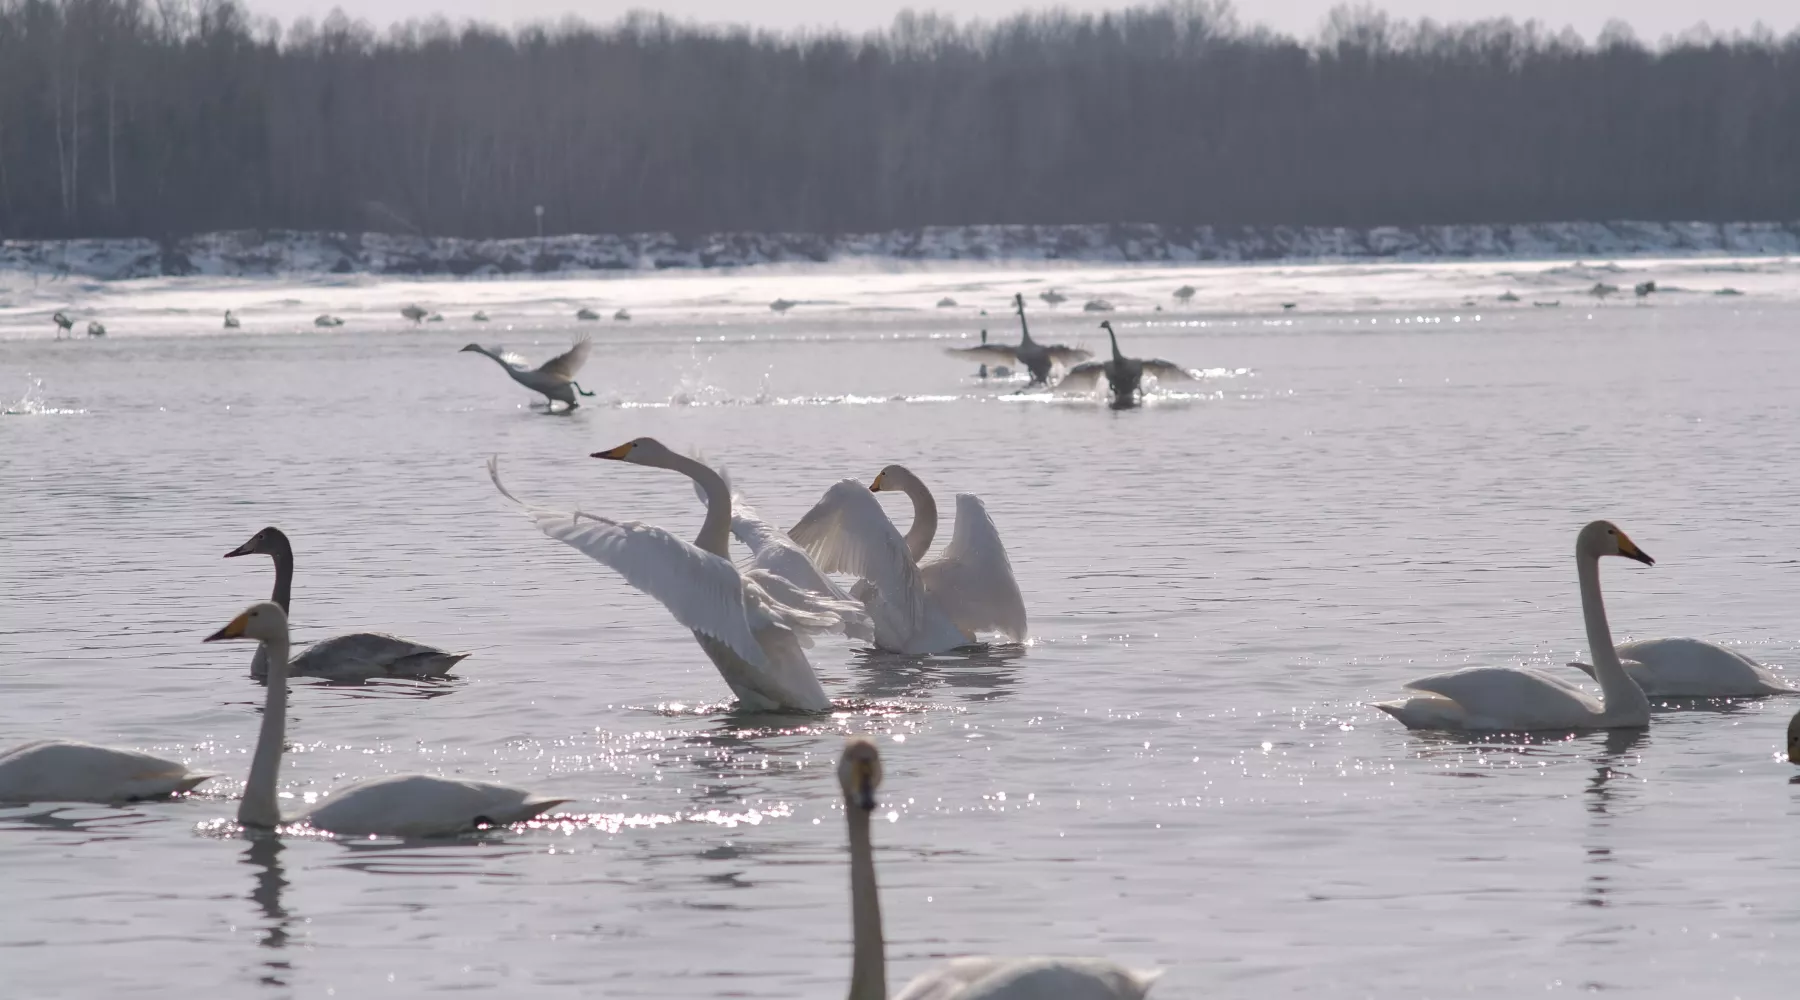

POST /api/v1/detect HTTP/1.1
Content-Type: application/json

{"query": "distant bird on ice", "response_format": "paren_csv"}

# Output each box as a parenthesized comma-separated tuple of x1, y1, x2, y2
(86, 321, 106, 337)
(614, 309, 631, 321)
(770, 298, 796, 313)
(1173, 285, 1196, 302)
(1058, 320, 1196, 408)
(576, 307, 600, 321)
(223, 310, 241, 329)
(401, 304, 428, 323)
(314, 314, 344, 327)
(472, 310, 490, 322)
(1039, 289, 1068, 306)
(1634, 280, 1656, 300)
(52, 312, 73, 338)
(460, 336, 597, 410)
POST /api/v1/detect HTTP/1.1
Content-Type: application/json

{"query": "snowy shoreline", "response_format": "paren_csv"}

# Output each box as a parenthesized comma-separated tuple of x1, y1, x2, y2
(3, 221, 1797, 281)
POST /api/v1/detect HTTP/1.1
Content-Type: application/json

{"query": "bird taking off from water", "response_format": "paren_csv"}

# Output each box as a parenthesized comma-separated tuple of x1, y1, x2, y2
(460, 336, 597, 410)
(945, 294, 1091, 387)
(1057, 321, 1195, 408)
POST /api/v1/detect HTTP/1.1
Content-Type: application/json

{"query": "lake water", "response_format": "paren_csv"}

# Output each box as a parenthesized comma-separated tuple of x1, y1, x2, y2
(2, 257, 1799, 998)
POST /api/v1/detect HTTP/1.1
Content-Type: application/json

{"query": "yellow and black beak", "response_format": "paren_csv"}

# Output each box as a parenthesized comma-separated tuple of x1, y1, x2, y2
(1616, 532, 1654, 566)
(204, 610, 251, 643)
(870, 472, 887, 493)
(853, 760, 878, 811)
(591, 442, 634, 461)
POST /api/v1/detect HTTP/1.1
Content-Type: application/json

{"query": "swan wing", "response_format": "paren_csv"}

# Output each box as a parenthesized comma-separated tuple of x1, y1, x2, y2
(946, 344, 1020, 360)
(535, 336, 591, 379)
(1044, 345, 1093, 364)
(743, 569, 872, 641)
(1398, 665, 1600, 730)
(898, 957, 1160, 1000)
(788, 480, 932, 630)
(301, 774, 567, 837)
(1140, 359, 1196, 381)
(289, 633, 468, 680)
(489, 458, 768, 667)
(1056, 361, 1108, 390)
(1612, 638, 1798, 696)
(492, 348, 529, 370)
(919, 493, 1028, 642)
(0, 740, 212, 804)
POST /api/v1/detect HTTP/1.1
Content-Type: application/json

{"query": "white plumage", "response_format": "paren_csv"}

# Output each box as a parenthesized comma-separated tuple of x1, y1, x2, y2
(0, 739, 212, 805)
(1568, 637, 1796, 697)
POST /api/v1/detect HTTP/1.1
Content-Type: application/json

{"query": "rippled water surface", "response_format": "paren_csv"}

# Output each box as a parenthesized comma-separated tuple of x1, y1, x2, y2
(4, 259, 1800, 998)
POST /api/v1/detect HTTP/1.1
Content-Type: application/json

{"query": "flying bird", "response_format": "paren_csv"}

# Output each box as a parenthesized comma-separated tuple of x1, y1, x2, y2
(460, 336, 597, 410)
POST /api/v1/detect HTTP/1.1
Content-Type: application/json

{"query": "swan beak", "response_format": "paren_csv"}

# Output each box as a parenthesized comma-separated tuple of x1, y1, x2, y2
(853, 761, 878, 811)
(204, 611, 251, 643)
(592, 443, 633, 461)
(870, 473, 886, 493)
(224, 537, 259, 558)
(1616, 533, 1654, 566)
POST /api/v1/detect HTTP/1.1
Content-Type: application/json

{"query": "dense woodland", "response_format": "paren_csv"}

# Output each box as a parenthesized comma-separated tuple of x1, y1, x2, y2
(0, 0, 1797, 240)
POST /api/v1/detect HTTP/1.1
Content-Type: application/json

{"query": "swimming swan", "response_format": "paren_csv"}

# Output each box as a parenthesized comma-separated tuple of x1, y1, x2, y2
(839, 738, 1160, 1000)
(226, 527, 468, 681)
(1056, 321, 1196, 406)
(204, 602, 565, 836)
(488, 441, 864, 711)
(789, 466, 1026, 653)
(0, 740, 212, 805)
(1373, 521, 1654, 731)
(1565, 638, 1796, 698)
(460, 336, 597, 409)
(1788, 711, 1800, 764)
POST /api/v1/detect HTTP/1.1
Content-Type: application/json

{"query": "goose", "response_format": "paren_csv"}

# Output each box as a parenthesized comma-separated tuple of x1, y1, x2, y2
(1172, 285, 1196, 303)
(400, 304, 428, 323)
(459, 336, 597, 410)
(1056, 321, 1195, 406)
(944, 296, 1090, 387)
(224, 310, 241, 329)
(839, 738, 1160, 1000)
(789, 464, 1026, 653)
(488, 442, 864, 712)
(1373, 521, 1654, 732)
(225, 527, 468, 681)
(53, 311, 73, 337)
(0, 739, 212, 805)
(204, 602, 565, 836)
(1565, 638, 1795, 698)
(86, 321, 106, 337)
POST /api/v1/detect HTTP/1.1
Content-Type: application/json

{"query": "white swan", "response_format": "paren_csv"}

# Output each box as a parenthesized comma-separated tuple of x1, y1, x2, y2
(0, 740, 213, 804)
(840, 738, 1160, 1000)
(459, 336, 596, 409)
(204, 602, 565, 836)
(226, 527, 468, 681)
(1565, 638, 1796, 698)
(1373, 521, 1654, 731)
(789, 465, 1026, 655)
(488, 441, 863, 712)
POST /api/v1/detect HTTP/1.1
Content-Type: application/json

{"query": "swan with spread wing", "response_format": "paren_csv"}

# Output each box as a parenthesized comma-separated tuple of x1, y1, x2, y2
(489, 440, 865, 711)
(788, 464, 1026, 654)
(947, 294, 1090, 386)
(460, 336, 597, 409)
(1057, 321, 1196, 407)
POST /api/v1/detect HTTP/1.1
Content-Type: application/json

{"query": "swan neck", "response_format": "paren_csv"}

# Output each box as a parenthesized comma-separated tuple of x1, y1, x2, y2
(889, 468, 937, 563)
(1108, 327, 1124, 362)
(269, 551, 293, 613)
(1016, 304, 1034, 346)
(1578, 550, 1647, 719)
(847, 807, 887, 1000)
(665, 452, 733, 557)
(240, 632, 289, 829)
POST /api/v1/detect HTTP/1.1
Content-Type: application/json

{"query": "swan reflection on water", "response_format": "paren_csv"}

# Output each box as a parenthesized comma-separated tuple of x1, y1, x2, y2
(242, 836, 295, 985)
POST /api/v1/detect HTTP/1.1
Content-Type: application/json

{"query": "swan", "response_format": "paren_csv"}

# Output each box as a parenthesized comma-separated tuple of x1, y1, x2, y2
(1788, 710, 1800, 764)
(1038, 289, 1067, 306)
(1173, 285, 1196, 302)
(1373, 521, 1654, 732)
(473, 310, 490, 322)
(487, 441, 863, 712)
(401, 304, 428, 323)
(0, 740, 212, 805)
(839, 738, 1160, 1000)
(86, 321, 106, 337)
(945, 295, 1090, 387)
(53, 311, 73, 337)
(1565, 639, 1795, 698)
(225, 527, 468, 681)
(789, 465, 1026, 653)
(224, 310, 240, 329)
(204, 602, 565, 836)
(1056, 321, 1195, 406)
(314, 315, 343, 328)
(576, 307, 600, 320)
(459, 336, 597, 410)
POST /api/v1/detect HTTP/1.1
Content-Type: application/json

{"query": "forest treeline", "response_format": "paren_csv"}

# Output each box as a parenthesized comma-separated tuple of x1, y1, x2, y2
(1, 0, 1797, 240)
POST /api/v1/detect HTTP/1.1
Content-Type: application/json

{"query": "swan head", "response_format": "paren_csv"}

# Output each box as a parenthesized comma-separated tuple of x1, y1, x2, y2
(593, 437, 676, 468)
(868, 465, 914, 494)
(458, 343, 485, 353)
(1013, 293, 1025, 312)
(204, 602, 288, 645)
(1579, 520, 1654, 565)
(838, 738, 883, 811)
(225, 526, 291, 560)
(1789, 710, 1800, 764)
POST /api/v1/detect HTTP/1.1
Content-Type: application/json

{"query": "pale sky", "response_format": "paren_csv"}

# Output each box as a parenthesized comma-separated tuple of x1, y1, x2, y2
(246, 1, 1797, 43)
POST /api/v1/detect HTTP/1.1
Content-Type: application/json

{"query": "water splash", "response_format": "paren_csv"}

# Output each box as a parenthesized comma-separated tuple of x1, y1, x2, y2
(2, 374, 84, 415)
